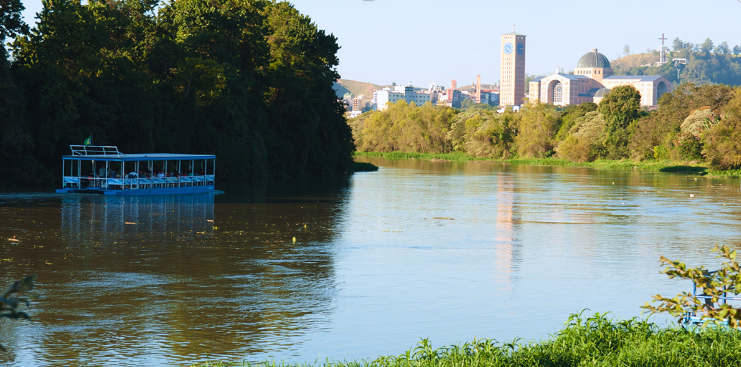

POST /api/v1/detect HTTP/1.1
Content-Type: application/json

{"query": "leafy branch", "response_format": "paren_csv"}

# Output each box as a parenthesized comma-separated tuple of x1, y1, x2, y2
(643, 245, 741, 328)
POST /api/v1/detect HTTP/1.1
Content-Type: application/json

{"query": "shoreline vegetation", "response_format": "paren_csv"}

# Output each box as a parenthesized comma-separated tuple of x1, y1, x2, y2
(349, 83, 741, 179)
(354, 151, 741, 177)
(189, 313, 741, 367)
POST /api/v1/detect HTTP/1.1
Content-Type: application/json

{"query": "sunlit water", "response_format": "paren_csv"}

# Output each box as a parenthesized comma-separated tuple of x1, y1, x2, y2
(1, 158, 741, 366)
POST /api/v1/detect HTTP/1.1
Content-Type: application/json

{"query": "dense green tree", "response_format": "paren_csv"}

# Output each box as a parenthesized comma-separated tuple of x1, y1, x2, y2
(629, 83, 735, 160)
(446, 108, 515, 158)
(350, 100, 455, 153)
(598, 85, 640, 131)
(700, 38, 714, 54)
(597, 85, 641, 159)
(556, 102, 597, 141)
(0, 0, 354, 187)
(672, 37, 683, 51)
(0, 0, 27, 67)
(702, 89, 741, 169)
(514, 102, 560, 158)
(716, 41, 730, 55)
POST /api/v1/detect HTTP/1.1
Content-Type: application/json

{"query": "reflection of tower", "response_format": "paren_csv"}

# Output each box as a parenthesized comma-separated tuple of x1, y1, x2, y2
(493, 174, 515, 289)
(500, 26, 526, 107)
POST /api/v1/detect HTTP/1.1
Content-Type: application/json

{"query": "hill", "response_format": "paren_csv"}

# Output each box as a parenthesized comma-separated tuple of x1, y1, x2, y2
(610, 49, 741, 86)
(610, 53, 660, 69)
(333, 79, 383, 99)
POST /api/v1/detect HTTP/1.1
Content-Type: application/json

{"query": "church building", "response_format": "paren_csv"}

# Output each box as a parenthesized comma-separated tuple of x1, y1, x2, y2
(528, 49, 672, 107)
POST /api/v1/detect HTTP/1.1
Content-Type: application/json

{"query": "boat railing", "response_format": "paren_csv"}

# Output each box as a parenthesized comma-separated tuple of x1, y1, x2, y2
(61, 174, 216, 190)
(682, 271, 741, 326)
(70, 145, 123, 156)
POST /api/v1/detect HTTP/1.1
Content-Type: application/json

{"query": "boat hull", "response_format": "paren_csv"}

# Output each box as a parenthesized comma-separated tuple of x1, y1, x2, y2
(56, 185, 215, 196)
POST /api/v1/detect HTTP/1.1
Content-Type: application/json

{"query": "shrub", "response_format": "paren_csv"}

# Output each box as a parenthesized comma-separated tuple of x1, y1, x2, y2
(514, 102, 560, 158)
(556, 135, 593, 162)
(680, 106, 719, 137)
(653, 145, 669, 160)
(629, 83, 735, 161)
(447, 109, 515, 158)
(702, 89, 741, 170)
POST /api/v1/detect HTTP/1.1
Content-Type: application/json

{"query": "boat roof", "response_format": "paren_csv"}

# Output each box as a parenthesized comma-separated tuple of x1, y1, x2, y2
(62, 145, 215, 161)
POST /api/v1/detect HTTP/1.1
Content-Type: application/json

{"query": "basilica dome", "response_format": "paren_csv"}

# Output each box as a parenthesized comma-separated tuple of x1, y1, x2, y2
(577, 49, 611, 69)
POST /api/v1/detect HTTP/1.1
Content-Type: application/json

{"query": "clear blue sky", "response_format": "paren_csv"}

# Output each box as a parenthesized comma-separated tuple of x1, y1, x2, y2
(20, 0, 741, 86)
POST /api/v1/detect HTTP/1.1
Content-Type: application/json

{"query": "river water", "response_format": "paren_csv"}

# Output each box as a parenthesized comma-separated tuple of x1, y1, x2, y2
(1, 158, 740, 366)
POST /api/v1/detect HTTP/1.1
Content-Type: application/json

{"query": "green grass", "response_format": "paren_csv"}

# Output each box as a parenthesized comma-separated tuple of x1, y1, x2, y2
(353, 152, 731, 176)
(188, 312, 741, 367)
(354, 151, 486, 161)
(707, 168, 741, 178)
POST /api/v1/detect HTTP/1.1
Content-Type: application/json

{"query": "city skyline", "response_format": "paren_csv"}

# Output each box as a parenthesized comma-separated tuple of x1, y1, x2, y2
(18, 0, 741, 86)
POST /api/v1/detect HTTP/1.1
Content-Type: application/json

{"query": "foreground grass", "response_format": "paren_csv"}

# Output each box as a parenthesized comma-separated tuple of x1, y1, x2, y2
(189, 313, 741, 367)
(353, 151, 741, 177)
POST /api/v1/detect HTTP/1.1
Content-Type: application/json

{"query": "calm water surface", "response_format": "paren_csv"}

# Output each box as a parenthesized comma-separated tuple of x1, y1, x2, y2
(1, 159, 741, 366)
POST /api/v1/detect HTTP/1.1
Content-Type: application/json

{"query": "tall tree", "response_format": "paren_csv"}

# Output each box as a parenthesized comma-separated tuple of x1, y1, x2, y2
(716, 41, 730, 55)
(700, 38, 714, 54)
(0, 0, 28, 65)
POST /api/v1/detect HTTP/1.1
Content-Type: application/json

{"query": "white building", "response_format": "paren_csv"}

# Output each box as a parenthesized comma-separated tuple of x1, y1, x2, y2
(374, 84, 431, 111)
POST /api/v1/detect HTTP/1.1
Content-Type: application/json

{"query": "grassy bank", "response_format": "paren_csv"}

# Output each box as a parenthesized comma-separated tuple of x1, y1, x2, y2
(189, 313, 741, 367)
(353, 151, 741, 177)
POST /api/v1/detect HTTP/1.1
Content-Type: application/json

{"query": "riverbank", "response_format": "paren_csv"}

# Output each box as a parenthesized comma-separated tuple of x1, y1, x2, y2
(354, 151, 741, 177)
(189, 313, 741, 366)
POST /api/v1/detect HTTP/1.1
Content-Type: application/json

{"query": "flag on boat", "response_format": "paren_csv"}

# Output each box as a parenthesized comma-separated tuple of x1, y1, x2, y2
(84, 135, 92, 146)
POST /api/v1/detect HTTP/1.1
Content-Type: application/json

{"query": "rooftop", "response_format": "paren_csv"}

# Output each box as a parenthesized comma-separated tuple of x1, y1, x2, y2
(604, 75, 665, 81)
(576, 49, 611, 69)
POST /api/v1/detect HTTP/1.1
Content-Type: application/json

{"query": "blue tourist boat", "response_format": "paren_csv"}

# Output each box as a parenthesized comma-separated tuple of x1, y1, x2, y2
(682, 270, 741, 326)
(56, 145, 216, 195)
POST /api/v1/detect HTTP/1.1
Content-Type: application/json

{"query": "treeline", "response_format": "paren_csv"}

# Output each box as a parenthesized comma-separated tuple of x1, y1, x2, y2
(0, 0, 354, 187)
(350, 83, 741, 170)
(614, 37, 741, 86)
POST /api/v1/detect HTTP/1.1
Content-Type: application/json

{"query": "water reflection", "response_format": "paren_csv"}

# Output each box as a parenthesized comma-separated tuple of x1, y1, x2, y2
(61, 194, 215, 246)
(0, 177, 351, 366)
(2, 163, 741, 366)
(494, 174, 517, 290)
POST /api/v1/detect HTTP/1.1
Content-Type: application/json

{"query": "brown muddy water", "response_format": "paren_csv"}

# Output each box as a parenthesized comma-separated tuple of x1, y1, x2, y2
(1, 158, 741, 366)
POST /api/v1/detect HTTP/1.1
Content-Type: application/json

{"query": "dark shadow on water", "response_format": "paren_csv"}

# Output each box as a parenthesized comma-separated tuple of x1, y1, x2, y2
(659, 166, 707, 173)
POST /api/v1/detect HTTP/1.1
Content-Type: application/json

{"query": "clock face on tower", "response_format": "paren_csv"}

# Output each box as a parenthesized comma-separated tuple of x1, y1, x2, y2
(517, 42, 525, 55)
(504, 42, 513, 55)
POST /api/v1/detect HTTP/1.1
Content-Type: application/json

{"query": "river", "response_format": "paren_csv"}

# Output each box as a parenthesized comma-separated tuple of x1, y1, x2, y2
(1, 158, 740, 366)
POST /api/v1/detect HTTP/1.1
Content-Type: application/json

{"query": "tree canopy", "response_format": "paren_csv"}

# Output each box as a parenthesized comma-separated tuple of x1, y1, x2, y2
(0, 0, 354, 187)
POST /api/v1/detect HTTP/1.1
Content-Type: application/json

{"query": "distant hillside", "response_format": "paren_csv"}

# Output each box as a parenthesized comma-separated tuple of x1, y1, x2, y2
(611, 53, 659, 69)
(610, 50, 741, 86)
(333, 79, 386, 112)
(458, 84, 498, 93)
(333, 79, 383, 99)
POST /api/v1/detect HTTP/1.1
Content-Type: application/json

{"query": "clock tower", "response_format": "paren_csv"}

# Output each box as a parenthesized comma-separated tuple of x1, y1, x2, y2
(500, 28, 526, 107)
